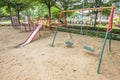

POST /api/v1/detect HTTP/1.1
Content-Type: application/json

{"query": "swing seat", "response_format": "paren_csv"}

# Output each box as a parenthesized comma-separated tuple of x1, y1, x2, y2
(83, 45, 95, 52)
(65, 41, 73, 46)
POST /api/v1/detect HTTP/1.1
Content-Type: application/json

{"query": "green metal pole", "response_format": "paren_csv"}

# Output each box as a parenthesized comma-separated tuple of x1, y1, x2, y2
(109, 32, 112, 52)
(97, 32, 108, 74)
(51, 27, 58, 47)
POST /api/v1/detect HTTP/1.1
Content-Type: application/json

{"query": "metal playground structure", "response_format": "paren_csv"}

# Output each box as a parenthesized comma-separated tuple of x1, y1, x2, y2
(51, 6, 115, 74)
(12, 6, 115, 74)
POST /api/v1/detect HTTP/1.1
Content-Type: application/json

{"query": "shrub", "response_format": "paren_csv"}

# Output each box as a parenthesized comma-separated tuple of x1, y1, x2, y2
(56, 27, 120, 40)
(101, 22, 108, 26)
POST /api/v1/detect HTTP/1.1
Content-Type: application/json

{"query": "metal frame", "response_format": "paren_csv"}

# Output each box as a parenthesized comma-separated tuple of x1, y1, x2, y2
(51, 6, 115, 74)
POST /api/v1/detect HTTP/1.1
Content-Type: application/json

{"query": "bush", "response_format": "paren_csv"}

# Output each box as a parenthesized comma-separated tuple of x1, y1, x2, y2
(101, 22, 108, 26)
(68, 25, 120, 34)
(56, 27, 120, 40)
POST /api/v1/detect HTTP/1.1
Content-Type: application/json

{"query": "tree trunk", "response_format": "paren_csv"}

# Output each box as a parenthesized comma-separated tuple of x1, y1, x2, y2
(17, 10, 21, 24)
(94, 10, 98, 27)
(64, 12, 67, 27)
(94, 0, 100, 27)
(48, 6, 51, 24)
(64, 7, 67, 27)
(48, 4, 52, 30)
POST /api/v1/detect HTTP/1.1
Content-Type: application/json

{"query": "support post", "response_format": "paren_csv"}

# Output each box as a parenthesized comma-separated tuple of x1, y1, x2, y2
(51, 27, 58, 47)
(97, 32, 108, 74)
(97, 6, 114, 74)
(80, 0, 84, 35)
(109, 32, 112, 52)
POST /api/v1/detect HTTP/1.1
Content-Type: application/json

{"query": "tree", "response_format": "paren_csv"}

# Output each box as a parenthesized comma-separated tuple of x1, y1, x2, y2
(82, 0, 113, 27)
(0, 0, 15, 23)
(38, 0, 57, 24)
(56, 0, 81, 10)
(93, 0, 102, 27)
(0, 0, 37, 24)
(55, 0, 81, 25)
(51, 6, 60, 18)
(10, 0, 36, 24)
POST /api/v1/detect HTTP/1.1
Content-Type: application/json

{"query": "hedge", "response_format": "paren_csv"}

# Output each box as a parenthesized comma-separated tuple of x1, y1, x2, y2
(67, 25, 120, 34)
(56, 27, 120, 41)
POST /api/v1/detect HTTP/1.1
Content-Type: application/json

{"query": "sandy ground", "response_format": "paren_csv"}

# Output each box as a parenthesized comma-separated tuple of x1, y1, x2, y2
(0, 26, 120, 80)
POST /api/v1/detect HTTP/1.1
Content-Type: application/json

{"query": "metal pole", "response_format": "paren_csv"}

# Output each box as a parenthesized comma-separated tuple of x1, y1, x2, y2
(97, 32, 108, 74)
(80, 0, 84, 34)
(51, 27, 58, 47)
(109, 32, 112, 52)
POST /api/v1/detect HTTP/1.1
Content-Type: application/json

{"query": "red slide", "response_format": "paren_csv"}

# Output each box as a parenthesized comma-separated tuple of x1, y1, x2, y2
(20, 23, 43, 46)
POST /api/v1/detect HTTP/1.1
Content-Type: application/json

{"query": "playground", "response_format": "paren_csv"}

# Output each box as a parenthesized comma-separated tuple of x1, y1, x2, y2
(0, 26, 120, 80)
(0, 0, 120, 80)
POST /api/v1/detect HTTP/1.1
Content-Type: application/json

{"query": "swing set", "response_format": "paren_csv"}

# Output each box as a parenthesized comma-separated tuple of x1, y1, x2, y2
(51, 6, 115, 74)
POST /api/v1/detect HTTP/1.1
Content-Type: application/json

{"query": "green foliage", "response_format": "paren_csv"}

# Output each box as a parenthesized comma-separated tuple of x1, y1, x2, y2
(111, 0, 120, 3)
(61, 25, 119, 34)
(56, 0, 81, 10)
(0, 6, 9, 15)
(38, 0, 57, 19)
(56, 26, 120, 40)
(0, 0, 36, 14)
(38, 0, 56, 6)
(101, 22, 108, 26)
(114, 16, 120, 27)
(51, 6, 60, 18)
(0, 0, 5, 7)
(21, 3, 48, 18)
(0, 0, 119, 22)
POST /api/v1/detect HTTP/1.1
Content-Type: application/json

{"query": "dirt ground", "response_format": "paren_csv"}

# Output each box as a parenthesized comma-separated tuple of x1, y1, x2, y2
(0, 26, 120, 80)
